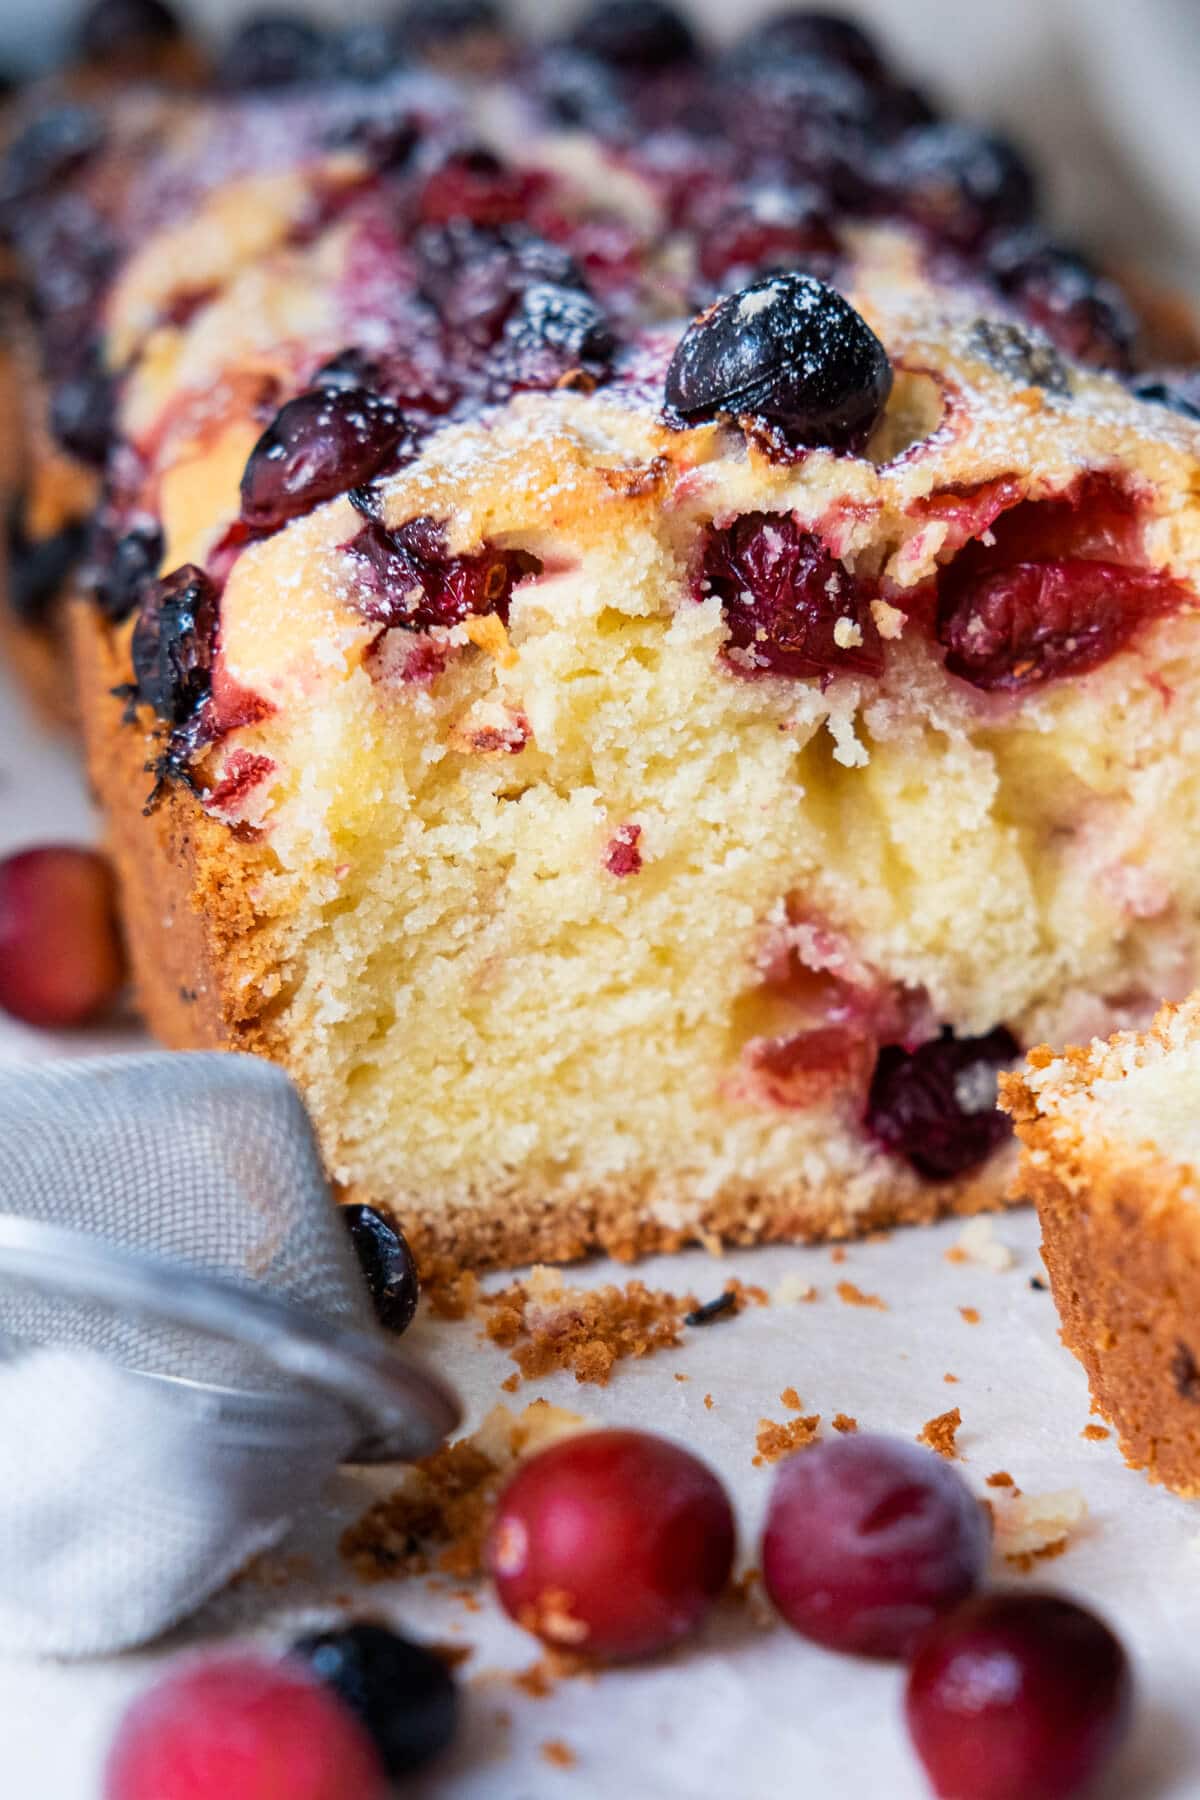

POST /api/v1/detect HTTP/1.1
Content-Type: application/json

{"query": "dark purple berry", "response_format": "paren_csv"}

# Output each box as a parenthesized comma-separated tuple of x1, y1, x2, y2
(569, 0, 698, 73)
(986, 231, 1135, 372)
(906, 1592, 1133, 1800)
(291, 1623, 457, 1778)
(5, 510, 87, 626)
(17, 196, 117, 361)
(74, 0, 182, 63)
(49, 349, 115, 468)
(313, 348, 383, 391)
(341, 1203, 419, 1335)
(90, 522, 164, 624)
(665, 272, 892, 452)
(131, 564, 217, 726)
(0, 105, 105, 222)
(733, 10, 888, 83)
(697, 187, 841, 288)
(866, 1025, 1019, 1180)
(328, 21, 405, 83)
(762, 1434, 990, 1658)
(400, 0, 504, 58)
(495, 280, 615, 389)
(240, 387, 410, 531)
(216, 14, 329, 90)
(346, 514, 538, 632)
(418, 147, 541, 229)
(1129, 368, 1200, 422)
(889, 123, 1036, 250)
(531, 46, 629, 131)
(415, 222, 584, 351)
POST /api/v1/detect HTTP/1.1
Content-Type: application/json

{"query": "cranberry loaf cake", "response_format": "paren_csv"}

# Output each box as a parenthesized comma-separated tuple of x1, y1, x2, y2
(6, 4, 1200, 1266)
(1003, 1004, 1200, 1497)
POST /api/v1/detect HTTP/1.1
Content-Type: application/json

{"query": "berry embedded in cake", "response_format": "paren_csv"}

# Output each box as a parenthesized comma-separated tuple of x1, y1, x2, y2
(1003, 998, 1200, 1498)
(5, 5, 1200, 1267)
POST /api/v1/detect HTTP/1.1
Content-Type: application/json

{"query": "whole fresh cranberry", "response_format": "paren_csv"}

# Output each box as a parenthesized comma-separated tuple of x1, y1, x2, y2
(342, 1203, 419, 1333)
(986, 231, 1135, 372)
(486, 1428, 736, 1661)
(0, 846, 125, 1028)
(215, 14, 329, 90)
(762, 1434, 989, 1658)
(699, 511, 883, 681)
(103, 1656, 388, 1800)
(906, 1592, 1133, 1800)
(569, 0, 698, 74)
(240, 387, 409, 532)
(665, 272, 892, 452)
(866, 1026, 1018, 1180)
(291, 1623, 457, 1777)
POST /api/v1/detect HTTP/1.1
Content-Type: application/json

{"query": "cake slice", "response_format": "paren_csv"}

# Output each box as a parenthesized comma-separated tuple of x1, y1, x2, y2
(1003, 1003, 1200, 1497)
(5, 9, 1200, 1269)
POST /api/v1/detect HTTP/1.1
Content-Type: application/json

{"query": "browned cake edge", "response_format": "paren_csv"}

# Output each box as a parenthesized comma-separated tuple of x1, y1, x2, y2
(1003, 1055, 1200, 1498)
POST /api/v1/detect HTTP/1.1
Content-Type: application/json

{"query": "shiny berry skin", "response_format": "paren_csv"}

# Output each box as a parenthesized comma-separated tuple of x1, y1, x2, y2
(291, 1624, 457, 1778)
(762, 1435, 989, 1659)
(342, 1203, 419, 1334)
(486, 1428, 736, 1661)
(131, 564, 218, 726)
(90, 522, 164, 624)
(569, 0, 698, 73)
(889, 124, 1036, 250)
(867, 1026, 1018, 1180)
(495, 281, 615, 391)
(0, 847, 125, 1028)
(347, 514, 538, 633)
(1130, 369, 1200, 422)
(731, 10, 888, 83)
(700, 511, 882, 681)
(49, 349, 115, 469)
(216, 14, 328, 90)
(240, 387, 409, 532)
(906, 1592, 1133, 1800)
(103, 1656, 388, 1800)
(666, 272, 892, 452)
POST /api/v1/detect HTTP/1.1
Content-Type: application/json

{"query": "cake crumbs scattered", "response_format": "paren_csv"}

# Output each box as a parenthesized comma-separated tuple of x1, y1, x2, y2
(946, 1217, 1016, 1272)
(986, 1470, 1016, 1489)
(340, 1402, 586, 1582)
(943, 1372, 959, 1384)
(423, 1263, 481, 1321)
(831, 1247, 847, 1265)
(1081, 1423, 1110, 1441)
(837, 1280, 887, 1310)
(988, 1486, 1088, 1569)
(780, 1386, 803, 1412)
(481, 1266, 696, 1385)
(754, 1413, 821, 1465)
(511, 1650, 590, 1698)
(542, 1740, 577, 1769)
(500, 1373, 521, 1394)
(959, 1306, 981, 1325)
(831, 1413, 858, 1433)
(775, 1274, 819, 1304)
(674, 1372, 688, 1383)
(703, 1393, 715, 1410)
(917, 1407, 962, 1459)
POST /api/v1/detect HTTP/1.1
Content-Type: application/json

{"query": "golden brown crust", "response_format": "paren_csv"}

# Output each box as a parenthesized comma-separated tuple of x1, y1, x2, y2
(1003, 1065, 1200, 1497)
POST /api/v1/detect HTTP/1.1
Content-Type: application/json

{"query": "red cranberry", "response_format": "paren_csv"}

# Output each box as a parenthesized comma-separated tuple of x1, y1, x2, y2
(697, 188, 841, 289)
(291, 1624, 456, 1778)
(0, 847, 125, 1029)
(569, 0, 698, 74)
(240, 387, 409, 532)
(131, 565, 218, 726)
(342, 1203, 419, 1334)
(103, 1656, 388, 1800)
(906, 1592, 1133, 1800)
(888, 124, 1036, 251)
(346, 514, 538, 633)
(699, 512, 883, 681)
(937, 557, 1180, 692)
(216, 14, 329, 90)
(762, 1434, 989, 1658)
(986, 232, 1135, 373)
(665, 272, 892, 452)
(486, 1428, 736, 1661)
(418, 150, 544, 230)
(866, 1026, 1018, 1180)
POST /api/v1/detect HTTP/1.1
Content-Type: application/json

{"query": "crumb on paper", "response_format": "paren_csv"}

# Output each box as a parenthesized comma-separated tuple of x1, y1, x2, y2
(986, 1470, 1016, 1489)
(704, 1393, 715, 1410)
(1082, 1424, 1110, 1442)
(340, 1401, 587, 1582)
(482, 1266, 696, 1386)
(918, 1407, 962, 1459)
(946, 1217, 1016, 1272)
(831, 1247, 847, 1265)
(424, 1263, 481, 1321)
(542, 1740, 577, 1769)
(511, 1650, 589, 1698)
(837, 1280, 887, 1311)
(780, 1386, 803, 1412)
(988, 1486, 1088, 1570)
(753, 1413, 820, 1466)
(959, 1306, 981, 1326)
(943, 1372, 959, 1384)
(501, 1373, 521, 1394)
(726, 1566, 775, 1629)
(832, 1413, 858, 1433)
(674, 1372, 688, 1383)
(775, 1273, 819, 1304)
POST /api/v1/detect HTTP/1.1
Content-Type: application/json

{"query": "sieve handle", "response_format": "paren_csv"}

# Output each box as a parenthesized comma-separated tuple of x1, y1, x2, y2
(0, 1216, 460, 1462)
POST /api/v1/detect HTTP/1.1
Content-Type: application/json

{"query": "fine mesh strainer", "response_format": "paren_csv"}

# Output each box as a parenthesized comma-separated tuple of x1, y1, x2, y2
(0, 1050, 460, 1658)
